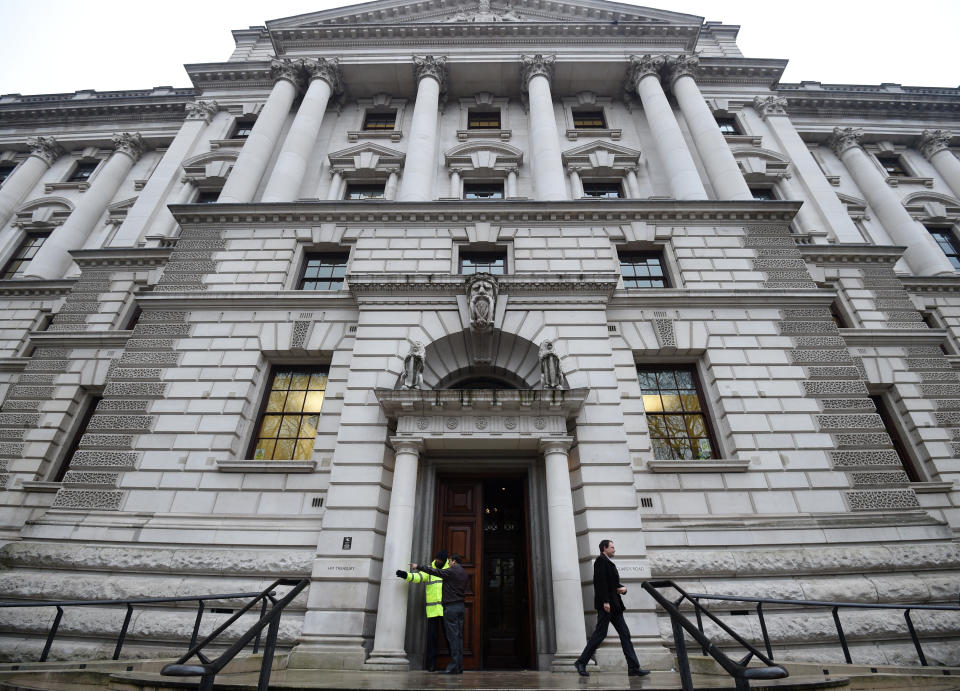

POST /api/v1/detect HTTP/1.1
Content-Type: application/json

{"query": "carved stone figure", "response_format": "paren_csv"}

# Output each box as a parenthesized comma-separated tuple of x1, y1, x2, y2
(466, 273, 498, 331)
(401, 341, 425, 390)
(539, 339, 562, 389)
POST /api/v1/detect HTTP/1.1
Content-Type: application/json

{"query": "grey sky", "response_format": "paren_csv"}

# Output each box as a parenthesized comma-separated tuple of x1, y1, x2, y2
(0, 0, 955, 95)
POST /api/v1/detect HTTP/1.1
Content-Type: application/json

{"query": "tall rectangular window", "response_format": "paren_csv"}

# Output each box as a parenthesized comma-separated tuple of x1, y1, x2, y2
(68, 161, 98, 182)
(875, 155, 908, 177)
(619, 251, 669, 288)
(582, 181, 623, 199)
(715, 117, 740, 134)
(870, 395, 922, 482)
(53, 395, 101, 482)
(468, 109, 501, 129)
(460, 250, 506, 275)
(638, 366, 716, 460)
(0, 163, 15, 186)
(344, 183, 385, 200)
(299, 253, 348, 290)
(362, 110, 397, 131)
(463, 182, 504, 200)
(250, 369, 327, 461)
(572, 109, 606, 129)
(750, 187, 776, 200)
(232, 119, 256, 139)
(928, 227, 960, 270)
(2, 233, 49, 279)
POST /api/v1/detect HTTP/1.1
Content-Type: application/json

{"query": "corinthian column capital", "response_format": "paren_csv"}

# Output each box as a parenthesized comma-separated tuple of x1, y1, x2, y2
(664, 54, 700, 86)
(413, 55, 448, 91)
(26, 136, 62, 166)
(919, 129, 953, 160)
(520, 54, 555, 87)
(270, 58, 305, 89)
(305, 57, 344, 93)
(753, 95, 789, 119)
(625, 54, 664, 91)
(829, 127, 864, 157)
(111, 132, 145, 161)
(185, 100, 219, 123)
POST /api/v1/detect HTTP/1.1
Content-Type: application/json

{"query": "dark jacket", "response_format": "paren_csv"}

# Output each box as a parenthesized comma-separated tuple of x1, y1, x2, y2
(592, 555, 625, 612)
(417, 562, 468, 607)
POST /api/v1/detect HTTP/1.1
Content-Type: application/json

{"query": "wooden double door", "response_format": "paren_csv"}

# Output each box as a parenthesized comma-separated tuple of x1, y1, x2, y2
(433, 475, 533, 670)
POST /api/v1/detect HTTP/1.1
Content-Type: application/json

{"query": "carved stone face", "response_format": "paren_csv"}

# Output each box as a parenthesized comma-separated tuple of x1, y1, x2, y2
(471, 279, 493, 300)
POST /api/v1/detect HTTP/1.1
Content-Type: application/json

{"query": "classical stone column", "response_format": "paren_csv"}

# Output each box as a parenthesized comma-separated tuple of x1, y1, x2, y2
(754, 96, 863, 242)
(567, 166, 584, 198)
(448, 169, 461, 198)
(506, 167, 518, 198)
(327, 170, 343, 201)
(0, 137, 62, 231)
(218, 59, 303, 203)
(397, 56, 446, 202)
(26, 133, 145, 279)
(262, 58, 342, 203)
(831, 127, 954, 275)
(155, 178, 199, 238)
(920, 130, 960, 199)
(384, 169, 399, 200)
(624, 167, 641, 198)
(666, 55, 751, 201)
(626, 55, 706, 200)
(521, 55, 568, 201)
(540, 437, 587, 666)
(777, 174, 819, 236)
(366, 437, 424, 669)
(111, 101, 218, 246)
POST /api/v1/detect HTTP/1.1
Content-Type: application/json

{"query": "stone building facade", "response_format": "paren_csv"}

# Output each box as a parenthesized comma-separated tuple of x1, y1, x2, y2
(0, 0, 958, 671)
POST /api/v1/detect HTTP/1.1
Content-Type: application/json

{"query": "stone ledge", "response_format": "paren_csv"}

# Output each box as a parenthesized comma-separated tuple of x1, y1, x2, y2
(646, 458, 750, 473)
(216, 459, 317, 473)
(20, 481, 60, 493)
(911, 481, 957, 493)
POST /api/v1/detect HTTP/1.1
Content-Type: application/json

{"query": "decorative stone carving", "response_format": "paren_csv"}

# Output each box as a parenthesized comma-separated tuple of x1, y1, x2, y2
(664, 54, 700, 86)
(413, 55, 448, 92)
(26, 136, 62, 166)
(539, 340, 562, 389)
(270, 58, 304, 88)
(520, 54, 555, 87)
(184, 100, 219, 123)
(400, 341, 425, 390)
(753, 95, 789, 119)
(112, 132, 145, 161)
(445, 0, 522, 23)
(625, 55, 663, 92)
(918, 129, 952, 160)
(291, 320, 311, 349)
(829, 127, 864, 157)
(305, 57, 344, 93)
(466, 273, 498, 331)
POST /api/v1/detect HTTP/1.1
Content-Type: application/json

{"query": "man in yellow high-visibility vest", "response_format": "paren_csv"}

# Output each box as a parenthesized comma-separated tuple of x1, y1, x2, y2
(396, 548, 449, 671)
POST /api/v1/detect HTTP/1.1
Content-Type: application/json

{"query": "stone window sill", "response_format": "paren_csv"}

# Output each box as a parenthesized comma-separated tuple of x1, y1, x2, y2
(216, 459, 317, 473)
(21, 481, 61, 492)
(910, 480, 956, 493)
(646, 458, 750, 473)
(566, 128, 621, 141)
(885, 176, 933, 187)
(457, 129, 512, 142)
(347, 130, 403, 143)
(723, 134, 763, 146)
(209, 138, 246, 150)
(825, 175, 841, 186)
(45, 181, 89, 193)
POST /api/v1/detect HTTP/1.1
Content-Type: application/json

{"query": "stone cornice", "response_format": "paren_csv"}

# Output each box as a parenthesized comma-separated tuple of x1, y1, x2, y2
(349, 272, 619, 295)
(0, 279, 74, 297)
(375, 387, 589, 418)
(0, 88, 197, 126)
(899, 276, 960, 293)
(0, 358, 28, 373)
(136, 291, 358, 310)
(607, 289, 834, 308)
(797, 244, 905, 265)
(70, 247, 172, 269)
(27, 330, 133, 349)
(838, 328, 948, 347)
(169, 199, 802, 228)
(777, 83, 960, 119)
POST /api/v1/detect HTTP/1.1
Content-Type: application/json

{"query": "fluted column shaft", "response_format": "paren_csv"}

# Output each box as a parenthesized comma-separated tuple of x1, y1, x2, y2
(27, 134, 144, 279)
(218, 60, 302, 203)
(832, 127, 953, 275)
(668, 58, 751, 200)
(920, 130, 960, 199)
(0, 137, 61, 231)
(541, 437, 586, 660)
(628, 56, 706, 200)
(262, 59, 341, 202)
(397, 57, 445, 202)
(366, 438, 423, 667)
(522, 55, 567, 201)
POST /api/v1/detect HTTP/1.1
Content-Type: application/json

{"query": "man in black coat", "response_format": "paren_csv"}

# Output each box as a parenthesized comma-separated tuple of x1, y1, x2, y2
(574, 539, 650, 677)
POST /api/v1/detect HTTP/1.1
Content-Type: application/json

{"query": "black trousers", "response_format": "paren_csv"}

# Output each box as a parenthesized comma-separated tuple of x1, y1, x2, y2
(425, 616, 446, 670)
(442, 602, 465, 671)
(577, 607, 642, 671)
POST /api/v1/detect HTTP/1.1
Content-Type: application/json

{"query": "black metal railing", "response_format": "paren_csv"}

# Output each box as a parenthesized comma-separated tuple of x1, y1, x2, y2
(685, 589, 960, 668)
(0, 587, 273, 663)
(643, 580, 788, 691)
(161, 577, 308, 691)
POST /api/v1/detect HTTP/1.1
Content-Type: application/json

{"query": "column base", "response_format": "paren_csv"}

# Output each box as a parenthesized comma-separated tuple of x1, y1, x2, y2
(363, 651, 411, 671)
(286, 638, 370, 671)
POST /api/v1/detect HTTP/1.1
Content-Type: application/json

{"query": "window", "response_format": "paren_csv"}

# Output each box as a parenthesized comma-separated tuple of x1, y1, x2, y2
(572, 109, 606, 129)
(869, 395, 922, 482)
(0, 163, 15, 186)
(468, 109, 501, 130)
(123, 305, 142, 330)
(232, 119, 255, 139)
(582, 181, 623, 199)
(344, 183, 385, 200)
(2, 233, 49, 279)
(67, 161, 98, 182)
(250, 369, 328, 461)
(52, 395, 101, 482)
(928, 227, 960, 270)
(299, 253, 348, 290)
(637, 366, 716, 460)
(715, 117, 740, 135)
(460, 250, 506, 275)
(619, 251, 669, 288)
(830, 301, 851, 329)
(750, 187, 776, 201)
(195, 190, 220, 204)
(876, 155, 908, 177)
(362, 110, 397, 131)
(463, 182, 504, 200)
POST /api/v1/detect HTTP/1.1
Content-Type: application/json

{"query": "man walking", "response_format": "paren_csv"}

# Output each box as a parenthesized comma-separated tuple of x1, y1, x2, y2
(411, 553, 468, 674)
(395, 548, 449, 671)
(574, 539, 650, 677)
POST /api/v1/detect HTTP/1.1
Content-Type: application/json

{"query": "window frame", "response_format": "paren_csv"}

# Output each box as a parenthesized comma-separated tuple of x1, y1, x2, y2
(467, 109, 502, 130)
(571, 108, 607, 130)
(0, 162, 16, 186)
(868, 390, 924, 483)
(297, 252, 350, 291)
(361, 109, 398, 132)
(715, 116, 741, 135)
(50, 392, 102, 482)
(231, 118, 256, 140)
(1, 232, 50, 279)
(636, 364, 719, 461)
(749, 186, 777, 201)
(463, 181, 505, 200)
(581, 180, 624, 199)
(874, 153, 910, 178)
(344, 182, 387, 200)
(67, 160, 99, 183)
(927, 225, 960, 270)
(459, 249, 508, 275)
(247, 367, 329, 462)
(618, 249, 671, 289)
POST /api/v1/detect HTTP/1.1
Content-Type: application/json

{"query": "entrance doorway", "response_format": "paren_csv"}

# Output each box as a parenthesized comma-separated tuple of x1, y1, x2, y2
(433, 475, 533, 670)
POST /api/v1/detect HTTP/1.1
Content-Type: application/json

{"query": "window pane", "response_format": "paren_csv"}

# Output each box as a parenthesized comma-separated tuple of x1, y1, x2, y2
(637, 366, 715, 461)
(254, 439, 276, 461)
(295, 439, 315, 460)
(619, 252, 669, 288)
(460, 250, 507, 275)
(363, 110, 397, 130)
(299, 254, 348, 290)
(251, 368, 328, 461)
(1, 233, 50, 279)
(464, 183, 504, 200)
(274, 439, 296, 459)
(928, 228, 960, 270)
(259, 415, 281, 438)
(303, 391, 325, 412)
(573, 110, 606, 128)
(468, 110, 501, 129)
(284, 391, 306, 412)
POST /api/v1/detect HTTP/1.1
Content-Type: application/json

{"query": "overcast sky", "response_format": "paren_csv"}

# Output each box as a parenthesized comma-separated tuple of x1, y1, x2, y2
(0, 0, 956, 95)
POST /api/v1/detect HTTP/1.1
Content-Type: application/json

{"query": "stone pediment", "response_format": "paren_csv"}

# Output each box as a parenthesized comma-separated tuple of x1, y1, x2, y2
(265, 0, 703, 28)
(328, 143, 405, 169)
(561, 141, 640, 169)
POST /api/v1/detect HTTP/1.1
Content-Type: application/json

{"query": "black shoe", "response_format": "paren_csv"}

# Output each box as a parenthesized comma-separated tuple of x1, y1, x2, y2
(574, 661, 589, 677)
(628, 668, 651, 677)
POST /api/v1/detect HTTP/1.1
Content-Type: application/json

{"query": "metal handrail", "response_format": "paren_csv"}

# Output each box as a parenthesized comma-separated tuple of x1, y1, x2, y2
(685, 591, 960, 667)
(643, 580, 788, 691)
(161, 577, 308, 691)
(0, 590, 269, 663)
